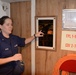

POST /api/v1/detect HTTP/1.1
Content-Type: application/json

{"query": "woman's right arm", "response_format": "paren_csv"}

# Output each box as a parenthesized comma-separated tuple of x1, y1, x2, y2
(0, 53, 22, 65)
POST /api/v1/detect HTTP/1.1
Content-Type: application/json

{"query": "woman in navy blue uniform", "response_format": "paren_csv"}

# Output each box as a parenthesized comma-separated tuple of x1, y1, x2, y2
(0, 16, 44, 75)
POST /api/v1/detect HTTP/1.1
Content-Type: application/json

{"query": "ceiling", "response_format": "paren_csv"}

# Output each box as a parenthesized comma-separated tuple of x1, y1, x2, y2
(1, 0, 31, 3)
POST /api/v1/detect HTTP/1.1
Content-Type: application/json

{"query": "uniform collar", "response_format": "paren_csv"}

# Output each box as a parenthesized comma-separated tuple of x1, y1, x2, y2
(0, 32, 11, 41)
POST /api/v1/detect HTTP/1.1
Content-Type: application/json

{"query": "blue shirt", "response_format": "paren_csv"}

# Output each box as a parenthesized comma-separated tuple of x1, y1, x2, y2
(0, 32, 25, 75)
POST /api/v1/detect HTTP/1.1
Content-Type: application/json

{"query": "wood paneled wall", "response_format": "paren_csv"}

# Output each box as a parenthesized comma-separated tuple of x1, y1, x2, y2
(10, 0, 76, 75)
(10, 1, 31, 75)
(36, 0, 76, 75)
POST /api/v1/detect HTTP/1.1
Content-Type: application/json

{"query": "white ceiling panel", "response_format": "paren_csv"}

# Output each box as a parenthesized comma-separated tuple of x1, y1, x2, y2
(1, 0, 31, 3)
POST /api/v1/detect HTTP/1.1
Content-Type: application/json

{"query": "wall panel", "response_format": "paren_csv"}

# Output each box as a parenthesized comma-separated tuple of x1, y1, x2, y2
(10, 1, 31, 75)
(36, 0, 76, 75)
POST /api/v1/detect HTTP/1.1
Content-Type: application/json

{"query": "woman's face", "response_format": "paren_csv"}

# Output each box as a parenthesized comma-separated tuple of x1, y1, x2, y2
(0, 18, 13, 35)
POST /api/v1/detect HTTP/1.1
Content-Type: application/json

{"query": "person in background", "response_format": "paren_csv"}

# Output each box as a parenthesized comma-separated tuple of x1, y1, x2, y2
(0, 16, 44, 75)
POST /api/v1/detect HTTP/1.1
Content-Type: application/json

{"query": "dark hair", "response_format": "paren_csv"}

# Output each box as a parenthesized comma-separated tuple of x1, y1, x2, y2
(0, 16, 10, 25)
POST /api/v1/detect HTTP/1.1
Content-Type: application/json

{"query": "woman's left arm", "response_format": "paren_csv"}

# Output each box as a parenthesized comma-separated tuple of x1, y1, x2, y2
(25, 31, 44, 44)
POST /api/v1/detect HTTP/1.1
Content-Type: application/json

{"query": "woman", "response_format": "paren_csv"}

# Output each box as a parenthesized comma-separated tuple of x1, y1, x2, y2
(0, 16, 44, 75)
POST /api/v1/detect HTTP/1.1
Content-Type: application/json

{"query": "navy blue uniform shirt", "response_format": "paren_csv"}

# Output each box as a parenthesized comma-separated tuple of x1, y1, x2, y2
(0, 32, 25, 75)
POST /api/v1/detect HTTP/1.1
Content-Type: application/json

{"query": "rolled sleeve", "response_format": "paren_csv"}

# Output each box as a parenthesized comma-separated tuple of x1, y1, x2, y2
(17, 36, 26, 47)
